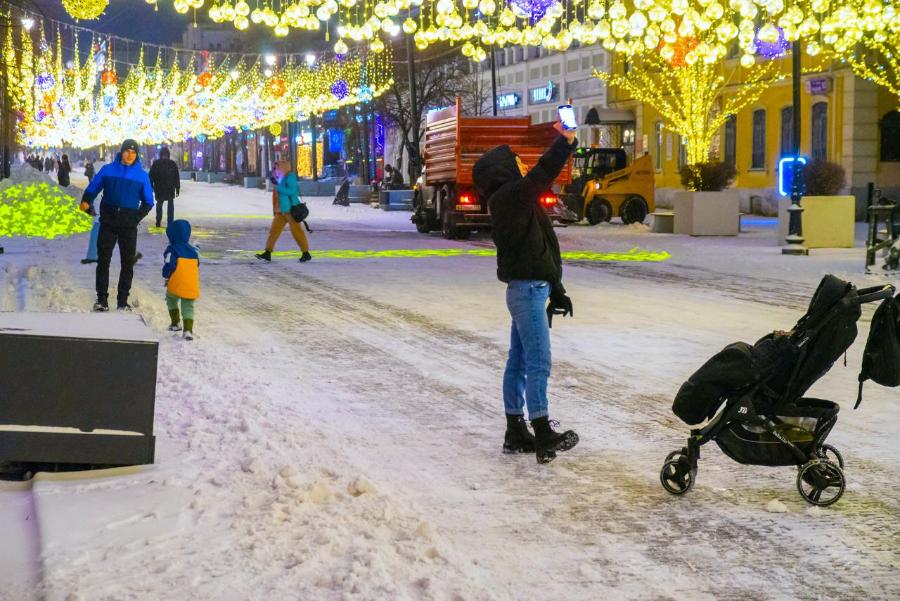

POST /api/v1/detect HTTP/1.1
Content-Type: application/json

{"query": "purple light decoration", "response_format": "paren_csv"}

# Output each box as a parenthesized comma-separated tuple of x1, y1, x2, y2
(331, 79, 349, 99)
(36, 72, 55, 91)
(508, 0, 557, 24)
(224, 126, 235, 134)
(754, 27, 790, 58)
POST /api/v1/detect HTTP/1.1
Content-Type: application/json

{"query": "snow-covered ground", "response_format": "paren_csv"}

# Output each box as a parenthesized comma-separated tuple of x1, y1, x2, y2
(0, 169, 898, 601)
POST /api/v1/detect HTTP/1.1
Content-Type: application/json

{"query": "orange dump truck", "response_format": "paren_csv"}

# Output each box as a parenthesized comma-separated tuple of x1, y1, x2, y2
(411, 98, 575, 239)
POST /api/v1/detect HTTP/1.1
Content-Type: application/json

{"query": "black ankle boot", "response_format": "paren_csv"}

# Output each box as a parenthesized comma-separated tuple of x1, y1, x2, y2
(531, 417, 579, 464)
(503, 413, 535, 454)
(255, 250, 272, 262)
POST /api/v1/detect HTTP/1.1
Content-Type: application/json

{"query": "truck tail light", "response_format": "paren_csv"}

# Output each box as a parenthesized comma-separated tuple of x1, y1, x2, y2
(540, 193, 558, 207)
(458, 192, 474, 204)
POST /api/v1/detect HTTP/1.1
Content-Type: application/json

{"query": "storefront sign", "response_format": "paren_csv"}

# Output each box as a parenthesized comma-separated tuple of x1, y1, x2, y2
(529, 81, 557, 104)
(497, 93, 520, 109)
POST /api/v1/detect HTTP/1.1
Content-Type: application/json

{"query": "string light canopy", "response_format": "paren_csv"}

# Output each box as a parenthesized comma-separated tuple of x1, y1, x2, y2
(2, 19, 394, 149)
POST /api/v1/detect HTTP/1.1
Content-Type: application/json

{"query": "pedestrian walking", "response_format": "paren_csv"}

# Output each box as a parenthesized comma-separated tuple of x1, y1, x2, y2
(149, 147, 180, 228)
(162, 219, 200, 341)
(44, 156, 53, 173)
(57, 154, 71, 187)
(255, 159, 311, 263)
(84, 159, 95, 182)
(472, 120, 579, 464)
(80, 139, 155, 311)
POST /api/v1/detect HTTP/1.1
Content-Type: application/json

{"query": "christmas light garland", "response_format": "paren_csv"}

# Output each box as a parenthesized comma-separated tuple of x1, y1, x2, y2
(2, 24, 394, 149)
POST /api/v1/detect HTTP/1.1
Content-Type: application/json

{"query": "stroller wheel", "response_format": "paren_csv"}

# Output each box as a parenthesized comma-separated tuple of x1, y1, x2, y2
(797, 460, 845, 506)
(817, 444, 845, 469)
(660, 459, 695, 495)
(665, 450, 682, 463)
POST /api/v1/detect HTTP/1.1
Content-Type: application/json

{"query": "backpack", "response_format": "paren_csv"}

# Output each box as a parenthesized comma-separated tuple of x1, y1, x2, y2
(856, 296, 900, 408)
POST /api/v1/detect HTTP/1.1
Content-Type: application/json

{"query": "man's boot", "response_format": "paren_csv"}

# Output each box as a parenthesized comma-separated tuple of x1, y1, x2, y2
(168, 308, 182, 331)
(183, 319, 194, 341)
(503, 413, 536, 454)
(531, 417, 579, 464)
(255, 250, 271, 262)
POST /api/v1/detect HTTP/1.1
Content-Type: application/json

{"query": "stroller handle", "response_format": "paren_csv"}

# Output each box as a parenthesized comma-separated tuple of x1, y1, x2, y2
(853, 284, 896, 306)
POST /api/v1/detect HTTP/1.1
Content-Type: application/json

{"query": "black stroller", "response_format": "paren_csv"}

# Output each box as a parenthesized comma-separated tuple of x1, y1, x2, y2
(661, 276, 897, 506)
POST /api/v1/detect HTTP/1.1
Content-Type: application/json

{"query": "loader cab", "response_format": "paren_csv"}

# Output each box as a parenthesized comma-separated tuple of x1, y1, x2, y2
(570, 148, 629, 196)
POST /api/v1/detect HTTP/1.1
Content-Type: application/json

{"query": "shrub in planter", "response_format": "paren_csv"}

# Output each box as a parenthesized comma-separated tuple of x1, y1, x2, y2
(679, 162, 737, 192)
(802, 160, 846, 196)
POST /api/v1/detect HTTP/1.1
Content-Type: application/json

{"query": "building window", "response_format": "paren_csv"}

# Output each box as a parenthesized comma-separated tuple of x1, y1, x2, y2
(751, 109, 766, 169)
(654, 122, 663, 170)
(724, 115, 737, 166)
(881, 110, 900, 162)
(811, 102, 828, 161)
(678, 135, 687, 168)
(497, 52, 505, 67)
(515, 48, 524, 62)
(780, 106, 794, 156)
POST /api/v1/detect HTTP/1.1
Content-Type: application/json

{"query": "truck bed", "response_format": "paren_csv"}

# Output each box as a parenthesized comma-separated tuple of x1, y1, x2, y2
(424, 99, 572, 189)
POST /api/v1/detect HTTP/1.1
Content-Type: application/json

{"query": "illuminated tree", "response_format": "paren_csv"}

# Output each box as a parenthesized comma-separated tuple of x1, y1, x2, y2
(596, 49, 781, 165)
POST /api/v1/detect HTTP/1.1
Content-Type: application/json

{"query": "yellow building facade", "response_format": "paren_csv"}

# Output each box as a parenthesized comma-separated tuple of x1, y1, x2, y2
(606, 54, 900, 215)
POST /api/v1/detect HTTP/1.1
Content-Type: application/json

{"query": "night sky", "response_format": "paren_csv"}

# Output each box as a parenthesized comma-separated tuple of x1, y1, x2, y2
(28, 0, 329, 53)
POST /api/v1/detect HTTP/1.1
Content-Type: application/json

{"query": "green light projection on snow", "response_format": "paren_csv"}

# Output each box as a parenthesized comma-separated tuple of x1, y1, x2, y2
(0, 183, 93, 239)
(229, 248, 672, 262)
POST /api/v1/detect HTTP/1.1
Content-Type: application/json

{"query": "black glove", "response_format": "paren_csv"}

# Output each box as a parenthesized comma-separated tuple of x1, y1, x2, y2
(269, 176, 278, 185)
(546, 293, 573, 328)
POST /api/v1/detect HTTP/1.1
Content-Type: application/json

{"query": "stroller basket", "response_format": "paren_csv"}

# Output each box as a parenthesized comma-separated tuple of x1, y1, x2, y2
(716, 399, 839, 467)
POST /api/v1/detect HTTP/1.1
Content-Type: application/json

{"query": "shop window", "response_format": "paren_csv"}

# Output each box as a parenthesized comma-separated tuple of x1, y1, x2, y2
(780, 106, 794, 156)
(811, 102, 828, 162)
(677, 136, 686, 168)
(751, 109, 766, 169)
(880, 111, 900, 162)
(724, 115, 736, 166)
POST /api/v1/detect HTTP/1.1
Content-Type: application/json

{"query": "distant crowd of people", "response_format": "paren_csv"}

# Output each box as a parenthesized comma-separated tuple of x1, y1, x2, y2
(26, 153, 72, 187)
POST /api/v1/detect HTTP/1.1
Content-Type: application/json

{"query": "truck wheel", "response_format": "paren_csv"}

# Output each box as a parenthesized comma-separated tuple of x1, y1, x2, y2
(586, 198, 612, 225)
(621, 196, 649, 224)
(415, 208, 434, 233)
(441, 210, 469, 239)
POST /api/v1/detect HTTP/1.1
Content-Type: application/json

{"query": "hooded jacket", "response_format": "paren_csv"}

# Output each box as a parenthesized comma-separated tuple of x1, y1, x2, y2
(276, 171, 302, 213)
(162, 220, 201, 300)
(149, 151, 181, 201)
(473, 136, 576, 295)
(82, 152, 155, 227)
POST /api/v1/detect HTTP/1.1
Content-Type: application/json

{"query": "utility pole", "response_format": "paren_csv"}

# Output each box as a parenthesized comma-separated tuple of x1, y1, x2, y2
(783, 40, 808, 255)
(405, 35, 421, 182)
(490, 46, 498, 116)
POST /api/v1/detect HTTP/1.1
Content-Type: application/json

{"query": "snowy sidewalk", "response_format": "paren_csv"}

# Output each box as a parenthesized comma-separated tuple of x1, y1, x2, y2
(0, 176, 898, 600)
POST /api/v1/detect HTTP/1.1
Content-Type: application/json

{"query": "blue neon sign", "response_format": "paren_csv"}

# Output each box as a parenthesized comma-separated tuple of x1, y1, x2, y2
(778, 156, 807, 197)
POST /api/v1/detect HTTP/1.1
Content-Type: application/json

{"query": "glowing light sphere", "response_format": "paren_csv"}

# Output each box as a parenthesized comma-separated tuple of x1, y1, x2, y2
(269, 123, 282, 136)
(100, 69, 118, 85)
(198, 71, 213, 86)
(61, 0, 109, 19)
(331, 79, 350, 99)
(36, 73, 56, 91)
(754, 25, 790, 57)
(267, 76, 287, 97)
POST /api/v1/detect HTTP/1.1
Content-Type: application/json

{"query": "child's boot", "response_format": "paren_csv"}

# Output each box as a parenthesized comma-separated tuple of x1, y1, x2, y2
(168, 308, 182, 332)
(183, 319, 194, 341)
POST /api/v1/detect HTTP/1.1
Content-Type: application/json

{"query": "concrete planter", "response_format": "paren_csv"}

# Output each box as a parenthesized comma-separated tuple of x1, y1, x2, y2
(178, 171, 194, 181)
(673, 191, 741, 236)
(777, 195, 856, 248)
(206, 172, 226, 184)
(379, 190, 414, 211)
(243, 176, 260, 189)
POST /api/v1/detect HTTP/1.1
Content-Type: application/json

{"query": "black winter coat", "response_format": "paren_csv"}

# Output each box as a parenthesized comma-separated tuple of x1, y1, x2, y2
(57, 162, 70, 187)
(149, 157, 180, 200)
(473, 136, 576, 295)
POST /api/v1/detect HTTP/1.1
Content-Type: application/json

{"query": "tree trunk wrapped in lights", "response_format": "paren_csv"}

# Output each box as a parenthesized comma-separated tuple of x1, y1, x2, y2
(595, 50, 781, 165)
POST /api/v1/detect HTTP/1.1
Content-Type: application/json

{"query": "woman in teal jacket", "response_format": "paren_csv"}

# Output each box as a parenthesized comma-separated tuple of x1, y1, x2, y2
(255, 160, 311, 262)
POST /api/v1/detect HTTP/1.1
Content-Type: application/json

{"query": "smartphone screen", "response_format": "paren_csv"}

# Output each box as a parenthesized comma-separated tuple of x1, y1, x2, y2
(558, 105, 577, 130)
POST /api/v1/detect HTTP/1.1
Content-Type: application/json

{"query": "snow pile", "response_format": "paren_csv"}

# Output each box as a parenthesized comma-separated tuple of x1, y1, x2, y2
(764, 499, 789, 513)
(0, 165, 91, 239)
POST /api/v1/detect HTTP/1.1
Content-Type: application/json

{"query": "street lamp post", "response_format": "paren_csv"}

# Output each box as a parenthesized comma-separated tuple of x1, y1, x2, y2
(405, 36, 421, 183)
(783, 40, 808, 255)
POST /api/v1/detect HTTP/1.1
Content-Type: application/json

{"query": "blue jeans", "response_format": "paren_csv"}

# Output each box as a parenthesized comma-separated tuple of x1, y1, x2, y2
(85, 217, 99, 261)
(503, 280, 551, 420)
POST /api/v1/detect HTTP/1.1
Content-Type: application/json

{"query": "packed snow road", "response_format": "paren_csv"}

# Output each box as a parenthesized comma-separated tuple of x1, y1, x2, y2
(0, 175, 898, 601)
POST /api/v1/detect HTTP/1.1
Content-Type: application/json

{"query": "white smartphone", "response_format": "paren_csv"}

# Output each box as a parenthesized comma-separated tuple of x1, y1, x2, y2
(557, 104, 578, 130)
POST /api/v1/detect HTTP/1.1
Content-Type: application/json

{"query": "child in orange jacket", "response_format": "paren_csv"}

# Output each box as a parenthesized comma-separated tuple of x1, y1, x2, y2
(162, 219, 200, 340)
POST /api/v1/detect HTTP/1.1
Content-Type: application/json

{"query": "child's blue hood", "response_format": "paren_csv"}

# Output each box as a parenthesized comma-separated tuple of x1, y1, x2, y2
(166, 219, 191, 244)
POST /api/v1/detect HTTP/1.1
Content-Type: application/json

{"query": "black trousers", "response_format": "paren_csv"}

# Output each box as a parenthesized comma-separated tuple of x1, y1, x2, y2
(155, 197, 175, 226)
(96, 223, 138, 305)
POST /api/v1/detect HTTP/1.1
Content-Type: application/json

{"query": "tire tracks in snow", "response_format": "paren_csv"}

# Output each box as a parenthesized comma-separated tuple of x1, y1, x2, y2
(201, 263, 900, 600)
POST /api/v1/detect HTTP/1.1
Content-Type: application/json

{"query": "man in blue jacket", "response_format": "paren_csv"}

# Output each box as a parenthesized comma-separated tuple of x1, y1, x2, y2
(81, 139, 155, 311)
